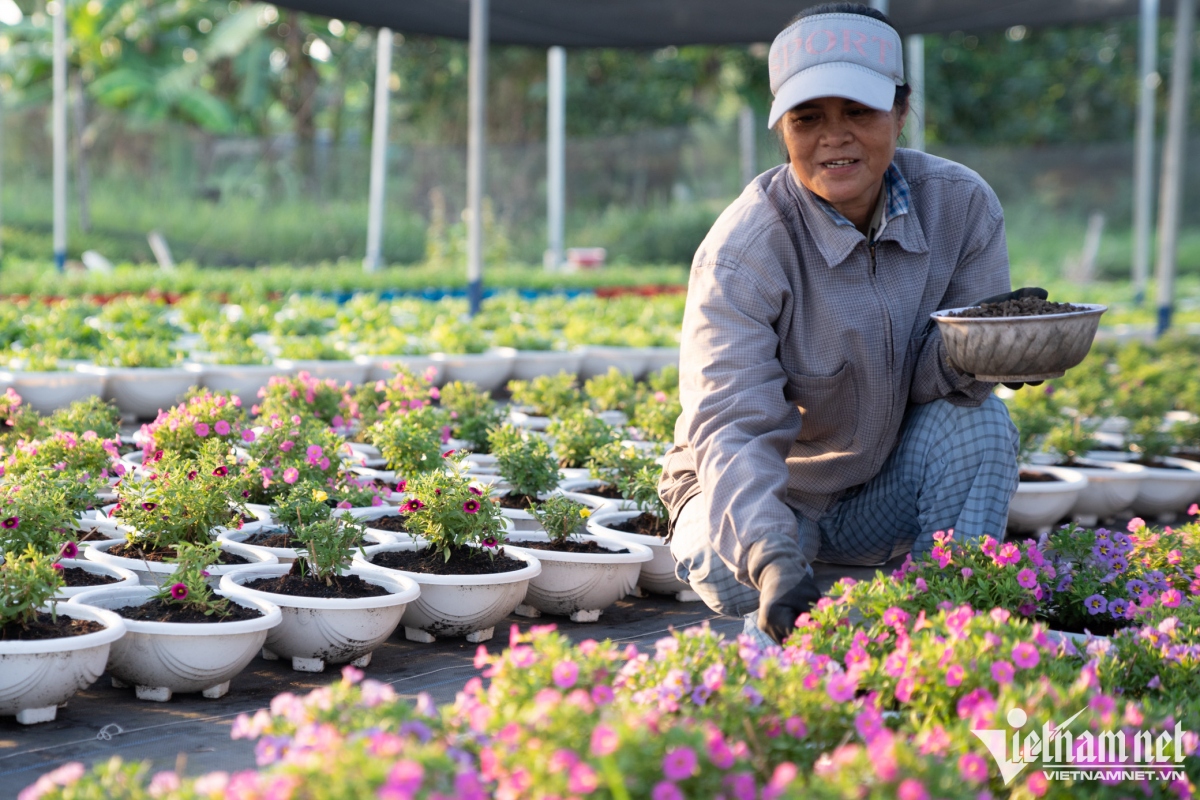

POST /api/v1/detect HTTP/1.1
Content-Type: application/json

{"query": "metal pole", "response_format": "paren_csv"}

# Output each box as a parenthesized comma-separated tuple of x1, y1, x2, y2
(466, 0, 488, 315)
(52, 0, 67, 272)
(738, 105, 756, 187)
(545, 45, 565, 272)
(1154, 0, 1194, 337)
(906, 34, 925, 151)
(1133, 0, 1159, 305)
(363, 28, 393, 273)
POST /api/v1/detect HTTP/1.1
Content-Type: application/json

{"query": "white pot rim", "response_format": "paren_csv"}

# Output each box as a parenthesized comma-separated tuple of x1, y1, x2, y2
(0, 602, 127, 655)
(216, 528, 300, 560)
(504, 531, 653, 564)
(56, 557, 139, 594)
(355, 541, 541, 586)
(353, 353, 443, 364)
(433, 347, 518, 363)
(0, 368, 100, 379)
(1081, 454, 1200, 479)
(1068, 458, 1149, 474)
(76, 364, 193, 376)
(184, 362, 279, 374)
(86, 538, 277, 572)
(1015, 464, 1089, 493)
(585, 508, 667, 546)
(219, 563, 420, 609)
(66, 584, 281, 635)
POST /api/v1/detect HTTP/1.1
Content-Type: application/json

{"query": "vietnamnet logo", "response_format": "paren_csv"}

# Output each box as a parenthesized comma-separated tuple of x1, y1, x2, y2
(971, 707, 1190, 784)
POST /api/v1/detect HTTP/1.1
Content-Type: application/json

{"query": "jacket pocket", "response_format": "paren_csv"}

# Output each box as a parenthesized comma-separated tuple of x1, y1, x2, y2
(782, 362, 859, 449)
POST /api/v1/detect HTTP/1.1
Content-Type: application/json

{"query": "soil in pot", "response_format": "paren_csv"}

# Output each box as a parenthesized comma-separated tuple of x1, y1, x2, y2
(243, 566, 390, 599)
(1132, 458, 1189, 469)
(61, 568, 120, 588)
(366, 515, 411, 534)
(76, 528, 114, 543)
(948, 298, 1085, 318)
(1172, 452, 1200, 463)
(243, 529, 303, 549)
(581, 484, 624, 500)
(1039, 614, 1129, 638)
(607, 513, 668, 538)
(118, 599, 264, 624)
(369, 545, 526, 576)
(518, 539, 629, 555)
(498, 493, 537, 510)
(109, 544, 250, 565)
(0, 611, 104, 641)
(1019, 470, 1060, 483)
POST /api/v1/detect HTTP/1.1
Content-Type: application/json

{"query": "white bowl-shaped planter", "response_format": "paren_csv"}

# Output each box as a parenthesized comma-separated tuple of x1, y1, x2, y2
(436, 348, 517, 394)
(509, 349, 585, 382)
(639, 346, 681, 376)
(504, 532, 652, 622)
(85, 538, 278, 588)
(273, 359, 367, 385)
(555, 479, 636, 512)
(217, 525, 395, 566)
(1126, 456, 1200, 521)
(0, 603, 126, 724)
(67, 585, 280, 702)
(578, 346, 651, 381)
(355, 354, 446, 387)
(0, 368, 106, 414)
(1007, 465, 1089, 535)
(76, 508, 130, 540)
(219, 563, 418, 673)
(596, 410, 629, 427)
(184, 363, 281, 410)
(76, 365, 197, 419)
(586, 508, 695, 600)
(55, 558, 139, 600)
(1064, 458, 1147, 525)
(353, 541, 539, 643)
(508, 409, 552, 431)
(342, 506, 410, 543)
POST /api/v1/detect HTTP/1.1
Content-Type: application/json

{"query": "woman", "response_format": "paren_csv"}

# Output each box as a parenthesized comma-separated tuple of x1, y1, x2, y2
(658, 2, 1039, 645)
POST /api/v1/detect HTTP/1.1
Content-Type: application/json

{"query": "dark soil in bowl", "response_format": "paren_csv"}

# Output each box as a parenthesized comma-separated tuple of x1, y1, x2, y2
(61, 567, 120, 587)
(244, 570, 390, 599)
(607, 513, 668, 538)
(119, 598, 264, 623)
(242, 530, 303, 549)
(580, 484, 624, 500)
(109, 544, 249, 565)
(1171, 452, 1200, 463)
(75, 528, 112, 543)
(1, 611, 105, 641)
(1133, 458, 1190, 469)
(516, 539, 630, 555)
(1019, 470, 1061, 483)
(369, 545, 526, 576)
(366, 514, 410, 533)
(498, 493, 537, 510)
(948, 298, 1086, 318)
(1040, 614, 1129, 638)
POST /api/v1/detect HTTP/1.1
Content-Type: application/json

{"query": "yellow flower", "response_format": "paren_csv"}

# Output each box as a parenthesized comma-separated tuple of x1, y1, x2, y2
(312, 489, 328, 503)
(579, 508, 592, 519)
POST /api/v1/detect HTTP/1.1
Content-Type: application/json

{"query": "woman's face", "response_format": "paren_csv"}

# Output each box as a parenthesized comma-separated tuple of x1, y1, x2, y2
(780, 96, 907, 230)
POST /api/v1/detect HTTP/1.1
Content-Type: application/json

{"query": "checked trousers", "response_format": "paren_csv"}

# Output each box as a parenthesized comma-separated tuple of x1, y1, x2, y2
(670, 394, 1020, 621)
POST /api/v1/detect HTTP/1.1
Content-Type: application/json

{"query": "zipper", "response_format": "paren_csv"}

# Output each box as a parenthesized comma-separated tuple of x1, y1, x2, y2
(869, 242, 878, 277)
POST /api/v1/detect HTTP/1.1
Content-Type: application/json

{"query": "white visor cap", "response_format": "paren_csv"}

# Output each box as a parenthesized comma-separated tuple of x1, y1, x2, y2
(767, 12, 904, 129)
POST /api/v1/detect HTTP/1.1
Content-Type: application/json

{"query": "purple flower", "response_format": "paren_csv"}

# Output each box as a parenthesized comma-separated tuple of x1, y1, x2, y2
(1108, 597, 1129, 618)
(468, 485, 483, 496)
(481, 536, 498, 549)
(59, 541, 79, 560)
(2, 516, 19, 529)
(241, 429, 256, 443)
(991, 660, 1014, 685)
(463, 500, 480, 514)
(169, 583, 188, 601)
(1108, 554, 1129, 574)
(1085, 594, 1108, 615)
(652, 782, 684, 800)
(1126, 578, 1149, 597)
(141, 502, 157, 511)
(662, 746, 698, 781)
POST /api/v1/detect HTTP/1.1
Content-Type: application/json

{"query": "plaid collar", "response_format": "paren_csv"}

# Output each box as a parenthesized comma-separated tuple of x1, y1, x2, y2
(810, 162, 911, 241)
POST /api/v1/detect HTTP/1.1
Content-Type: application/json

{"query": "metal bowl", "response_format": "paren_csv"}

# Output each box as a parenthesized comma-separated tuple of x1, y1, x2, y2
(930, 304, 1107, 382)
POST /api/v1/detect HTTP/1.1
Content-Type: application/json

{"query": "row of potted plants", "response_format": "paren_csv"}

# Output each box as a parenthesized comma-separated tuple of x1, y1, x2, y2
(20, 513, 1200, 799)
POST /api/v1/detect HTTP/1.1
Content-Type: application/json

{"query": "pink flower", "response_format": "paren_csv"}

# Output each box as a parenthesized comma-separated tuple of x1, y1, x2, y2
(1127, 517, 1146, 532)
(958, 752, 989, 784)
(59, 541, 78, 560)
(306, 445, 324, 464)
(591, 684, 614, 705)
(379, 760, 424, 799)
(991, 660, 1014, 685)
(1189, 503, 1199, 516)
(1012, 642, 1040, 669)
(1160, 589, 1183, 608)
(652, 782, 684, 800)
(945, 664, 964, 687)
(169, 583, 189, 601)
(825, 672, 858, 703)
(279, 440, 294, 452)
(961, 567, 973, 579)
(214, 420, 231, 436)
(283, 468, 300, 484)
(590, 724, 618, 756)
(241, 429, 256, 443)
(567, 763, 598, 794)
(994, 543, 1021, 567)
(193, 422, 210, 438)
(897, 778, 929, 800)
(1026, 771, 1049, 797)
(1017, 568, 1038, 589)
(552, 660, 579, 689)
(662, 747, 698, 781)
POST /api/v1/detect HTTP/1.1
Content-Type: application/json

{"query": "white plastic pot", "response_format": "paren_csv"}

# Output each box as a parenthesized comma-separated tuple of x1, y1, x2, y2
(0, 602, 126, 724)
(184, 363, 282, 410)
(54, 558, 139, 600)
(555, 478, 634, 512)
(1064, 458, 1147, 525)
(355, 354, 445, 387)
(84, 538, 278, 588)
(219, 563, 419, 673)
(578, 346, 651, 381)
(273, 359, 367, 385)
(585, 508, 696, 600)
(436, 348, 517, 394)
(508, 349, 585, 382)
(1007, 465, 1088, 535)
(508, 408, 552, 431)
(638, 346, 681, 376)
(504, 531, 652, 622)
(1083, 452, 1200, 521)
(353, 541, 539, 643)
(0, 368, 106, 414)
(68, 585, 280, 702)
(76, 365, 197, 419)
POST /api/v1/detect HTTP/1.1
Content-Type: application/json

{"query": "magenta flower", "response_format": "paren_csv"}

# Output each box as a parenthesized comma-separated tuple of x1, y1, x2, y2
(651, 782, 684, 800)
(994, 543, 1021, 567)
(2, 516, 19, 529)
(463, 499, 480, 514)
(380, 760, 424, 798)
(958, 752, 989, 784)
(662, 746, 698, 781)
(945, 664, 964, 687)
(212, 466, 228, 477)
(468, 485, 483, 496)
(59, 541, 79, 560)
(193, 422, 210, 438)
(1012, 642, 1040, 669)
(401, 498, 424, 513)
(441, 449, 457, 458)
(283, 468, 300, 485)
(590, 724, 619, 756)
(241, 429, 256, 443)
(897, 779, 929, 800)
(214, 420, 231, 436)
(825, 671, 858, 703)
(279, 440, 294, 452)
(567, 763, 598, 794)
(961, 567, 973, 579)
(481, 536, 498, 549)
(552, 660, 579, 689)
(169, 583, 188, 601)
(1160, 589, 1183, 608)
(141, 502, 157, 511)
(51, 562, 64, 571)
(187, 470, 198, 481)
(306, 445, 324, 464)
(1016, 568, 1038, 589)
(991, 660, 1014, 685)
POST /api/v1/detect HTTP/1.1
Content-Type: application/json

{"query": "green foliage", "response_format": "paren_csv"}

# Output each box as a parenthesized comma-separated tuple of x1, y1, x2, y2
(372, 406, 447, 480)
(0, 546, 65, 629)
(583, 367, 639, 413)
(630, 387, 681, 444)
(155, 541, 233, 618)
(401, 457, 508, 560)
(0, 479, 93, 556)
(615, 464, 670, 532)
(439, 381, 505, 453)
(586, 441, 660, 490)
(291, 515, 367, 585)
(489, 425, 561, 499)
(546, 410, 619, 469)
(0, 388, 43, 444)
(507, 372, 582, 418)
(1002, 385, 1060, 462)
(529, 495, 591, 544)
(46, 397, 123, 440)
(256, 372, 351, 427)
(269, 483, 334, 531)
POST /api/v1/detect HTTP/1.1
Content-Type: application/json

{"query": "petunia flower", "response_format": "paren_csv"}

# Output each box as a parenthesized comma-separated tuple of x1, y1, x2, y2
(481, 536, 498, 548)
(193, 422, 210, 438)
(212, 466, 228, 477)
(1012, 641, 1040, 669)
(214, 420, 231, 436)
(142, 502, 157, 511)
(661, 746, 698, 781)
(463, 499, 480, 514)
(283, 468, 300, 485)
(1085, 594, 1108, 615)
(2, 516, 20, 529)
(169, 583, 189, 601)
(59, 541, 79, 560)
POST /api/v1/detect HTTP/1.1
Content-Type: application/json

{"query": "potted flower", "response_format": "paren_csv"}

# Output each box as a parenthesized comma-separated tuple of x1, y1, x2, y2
(53, 539, 139, 599)
(371, 404, 447, 485)
(0, 546, 126, 724)
(506, 372, 582, 430)
(254, 371, 353, 428)
(1003, 386, 1088, 535)
(586, 464, 696, 600)
(45, 396, 122, 441)
(1042, 405, 1146, 527)
(352, 454, 539, 643)
(583, 365, 639, 426)
(0, 387, 44, 444)
(219, 513, 419, 672)
(545, 408, 619, 478)
(184, 330, 278, 411)
(349, 363, 439, 444)
(137, 389, 248, 458)
(240, 415, 345, 508)
(554, 440, 656, 511)
(504, 494, 652, 622)
(628, 386, 681, 445)
(490, 424, 563, 530)
(69, 541, 281, 701)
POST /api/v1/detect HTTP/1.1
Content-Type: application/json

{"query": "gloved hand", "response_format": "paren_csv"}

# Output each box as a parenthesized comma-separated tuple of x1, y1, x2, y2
(757, 563, 823, 644)
(969, 286, 1049, 390)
